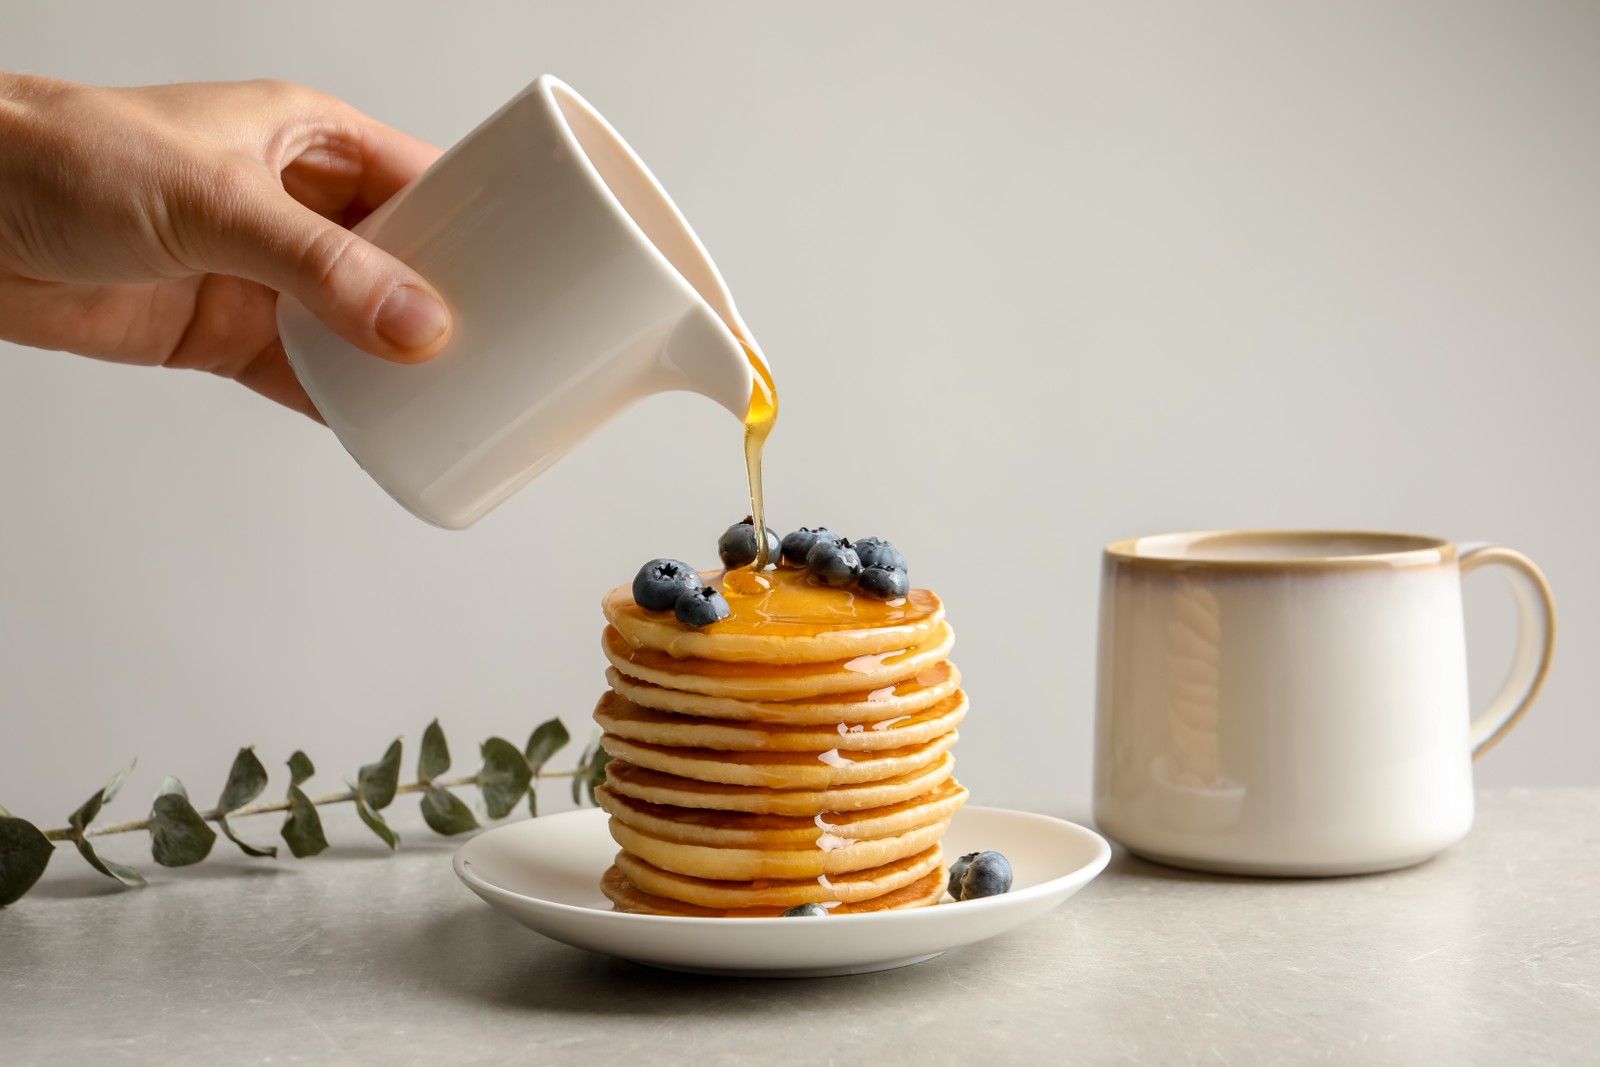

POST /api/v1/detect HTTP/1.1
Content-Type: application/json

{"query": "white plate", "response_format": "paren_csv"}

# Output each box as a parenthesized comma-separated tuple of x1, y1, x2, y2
(453, 805, 1111, 977)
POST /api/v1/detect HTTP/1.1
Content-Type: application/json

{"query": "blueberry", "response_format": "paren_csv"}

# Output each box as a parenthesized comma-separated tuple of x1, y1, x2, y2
(857, 565, 910, 600)
(632, 558, 703, 612)
(674, 585, 731, 627)
(854, 537, 907, 572)
(781, 903, 830, 917)
(718, 517, 781, 569)
(780, 527, 842, 567)
(806, 538, 862, 587)
(947, 852, 978, 899)
(953, 851, 1013, 901)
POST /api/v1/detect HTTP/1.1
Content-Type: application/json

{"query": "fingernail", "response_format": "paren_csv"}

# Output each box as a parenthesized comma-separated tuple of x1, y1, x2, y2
(375, 286, 449, 351)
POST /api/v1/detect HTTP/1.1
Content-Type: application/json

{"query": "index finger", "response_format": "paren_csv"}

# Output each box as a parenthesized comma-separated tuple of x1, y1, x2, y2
(354, 117, 443, 209)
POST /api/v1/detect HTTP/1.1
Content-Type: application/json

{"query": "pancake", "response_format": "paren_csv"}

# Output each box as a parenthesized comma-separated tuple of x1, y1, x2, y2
(614, 844, 943, 908)
(599, 730, 958, 790)
(594, 779, 969, 849)
(593, 687, 967, 752)
(605, 662, 961, 726)
(601, 865, 946, 917)
(604, 755, 958, 815)
(603, 567, 945, 664)
(603, 623, 955, 701)
(608, 815, 950, 881)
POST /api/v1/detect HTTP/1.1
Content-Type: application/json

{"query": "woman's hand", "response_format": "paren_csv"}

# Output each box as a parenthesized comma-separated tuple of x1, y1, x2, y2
(0, 75, 451, 419)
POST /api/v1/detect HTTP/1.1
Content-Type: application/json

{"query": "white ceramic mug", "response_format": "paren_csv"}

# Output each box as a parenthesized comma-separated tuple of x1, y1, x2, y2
(277, 75, 764, 529)
(1092, 531, 1556, 876)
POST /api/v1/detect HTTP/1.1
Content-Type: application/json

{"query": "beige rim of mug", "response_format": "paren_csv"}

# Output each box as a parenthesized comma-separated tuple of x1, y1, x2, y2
(1104, 530, 1458, 572)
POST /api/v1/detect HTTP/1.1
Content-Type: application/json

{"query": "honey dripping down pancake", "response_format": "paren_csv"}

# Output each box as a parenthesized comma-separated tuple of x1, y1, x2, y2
(592, 686, 967, 749)
(597, 535, 967, 916)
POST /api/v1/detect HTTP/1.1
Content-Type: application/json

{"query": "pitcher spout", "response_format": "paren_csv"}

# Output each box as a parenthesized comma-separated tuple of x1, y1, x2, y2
(660, 302, 758, 420)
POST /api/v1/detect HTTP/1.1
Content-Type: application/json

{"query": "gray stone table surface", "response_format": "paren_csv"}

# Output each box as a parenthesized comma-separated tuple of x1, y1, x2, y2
(2, 788, 1596, 1066)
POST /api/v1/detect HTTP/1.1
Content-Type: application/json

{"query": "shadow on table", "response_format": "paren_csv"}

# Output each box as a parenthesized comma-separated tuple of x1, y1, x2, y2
(1101, 842, 1447, 887)
(24, 855, 291, 902)
(391, 905, 959, 1016)
(1102, 847, 1271, 886)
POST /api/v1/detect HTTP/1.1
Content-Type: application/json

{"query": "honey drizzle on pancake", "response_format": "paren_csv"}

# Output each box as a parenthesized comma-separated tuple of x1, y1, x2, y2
(603, 623, 953, 701)
(606, 565, 939, 641)
(606, 734, 953, 768)
(603, 779, 965, 833)
(594, 685, 967, 747)
(604, 754, 959, 814)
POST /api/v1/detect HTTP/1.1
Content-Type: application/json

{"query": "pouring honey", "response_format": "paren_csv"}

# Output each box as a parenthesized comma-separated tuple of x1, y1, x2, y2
(723, 340, 779, 598)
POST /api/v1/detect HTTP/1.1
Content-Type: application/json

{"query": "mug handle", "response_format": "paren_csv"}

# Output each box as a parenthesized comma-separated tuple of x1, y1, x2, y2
(1459, 544, 1557, 759)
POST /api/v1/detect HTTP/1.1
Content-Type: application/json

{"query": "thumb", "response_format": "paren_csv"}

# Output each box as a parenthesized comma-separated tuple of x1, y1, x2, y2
(214, 177, 452, 364)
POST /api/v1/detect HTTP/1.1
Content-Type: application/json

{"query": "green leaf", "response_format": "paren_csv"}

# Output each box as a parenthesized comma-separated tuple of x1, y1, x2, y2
(420, 786, 479, 836)
(355, 792, 398, 850)
(287, 750, 315, 787)
(217, 814, 276, 858)
(350, 737, 404, 851)
(358, 739, 403, 811)
(570, 733, 611, 807)
(524, 718, 571, 774)
(280, 785, 328, 858)
(214, 747, 276, 857)
(101, 761, 135, 805)
(72, 837, 146, 887)
(69, 760, 137, 834)
(571, 735, 598, 806)
(419, 719, 450, 783)
(149, 785, 217, 868)
(479, 738, 532, 820)
(218, 747, 269, 812)
(66, 763, 146, 887)
(583, 746, 612, 807)
(0, 816, 54, 907)
(70, 790, 105, 831)
(526, 716, 571, 814)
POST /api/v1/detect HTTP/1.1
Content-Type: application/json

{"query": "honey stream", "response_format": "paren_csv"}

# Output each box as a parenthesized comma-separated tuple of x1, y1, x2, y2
(740, 341, 778, 575)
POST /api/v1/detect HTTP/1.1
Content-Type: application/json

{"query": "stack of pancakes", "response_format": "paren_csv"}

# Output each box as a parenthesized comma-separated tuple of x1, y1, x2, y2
(593, 566, 968, 916)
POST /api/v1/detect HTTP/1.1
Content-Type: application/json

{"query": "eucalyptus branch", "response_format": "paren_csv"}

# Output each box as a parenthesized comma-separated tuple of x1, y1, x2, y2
(0, 717, 613, 907)
(38, 769, 580, 842)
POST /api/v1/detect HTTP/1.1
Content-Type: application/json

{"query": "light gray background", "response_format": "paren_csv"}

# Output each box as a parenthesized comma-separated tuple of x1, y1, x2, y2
(2, 1, 1596, 829)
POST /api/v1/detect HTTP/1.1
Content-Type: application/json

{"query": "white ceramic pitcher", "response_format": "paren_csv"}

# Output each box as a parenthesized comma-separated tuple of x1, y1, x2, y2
(277, 75, 765, 529)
